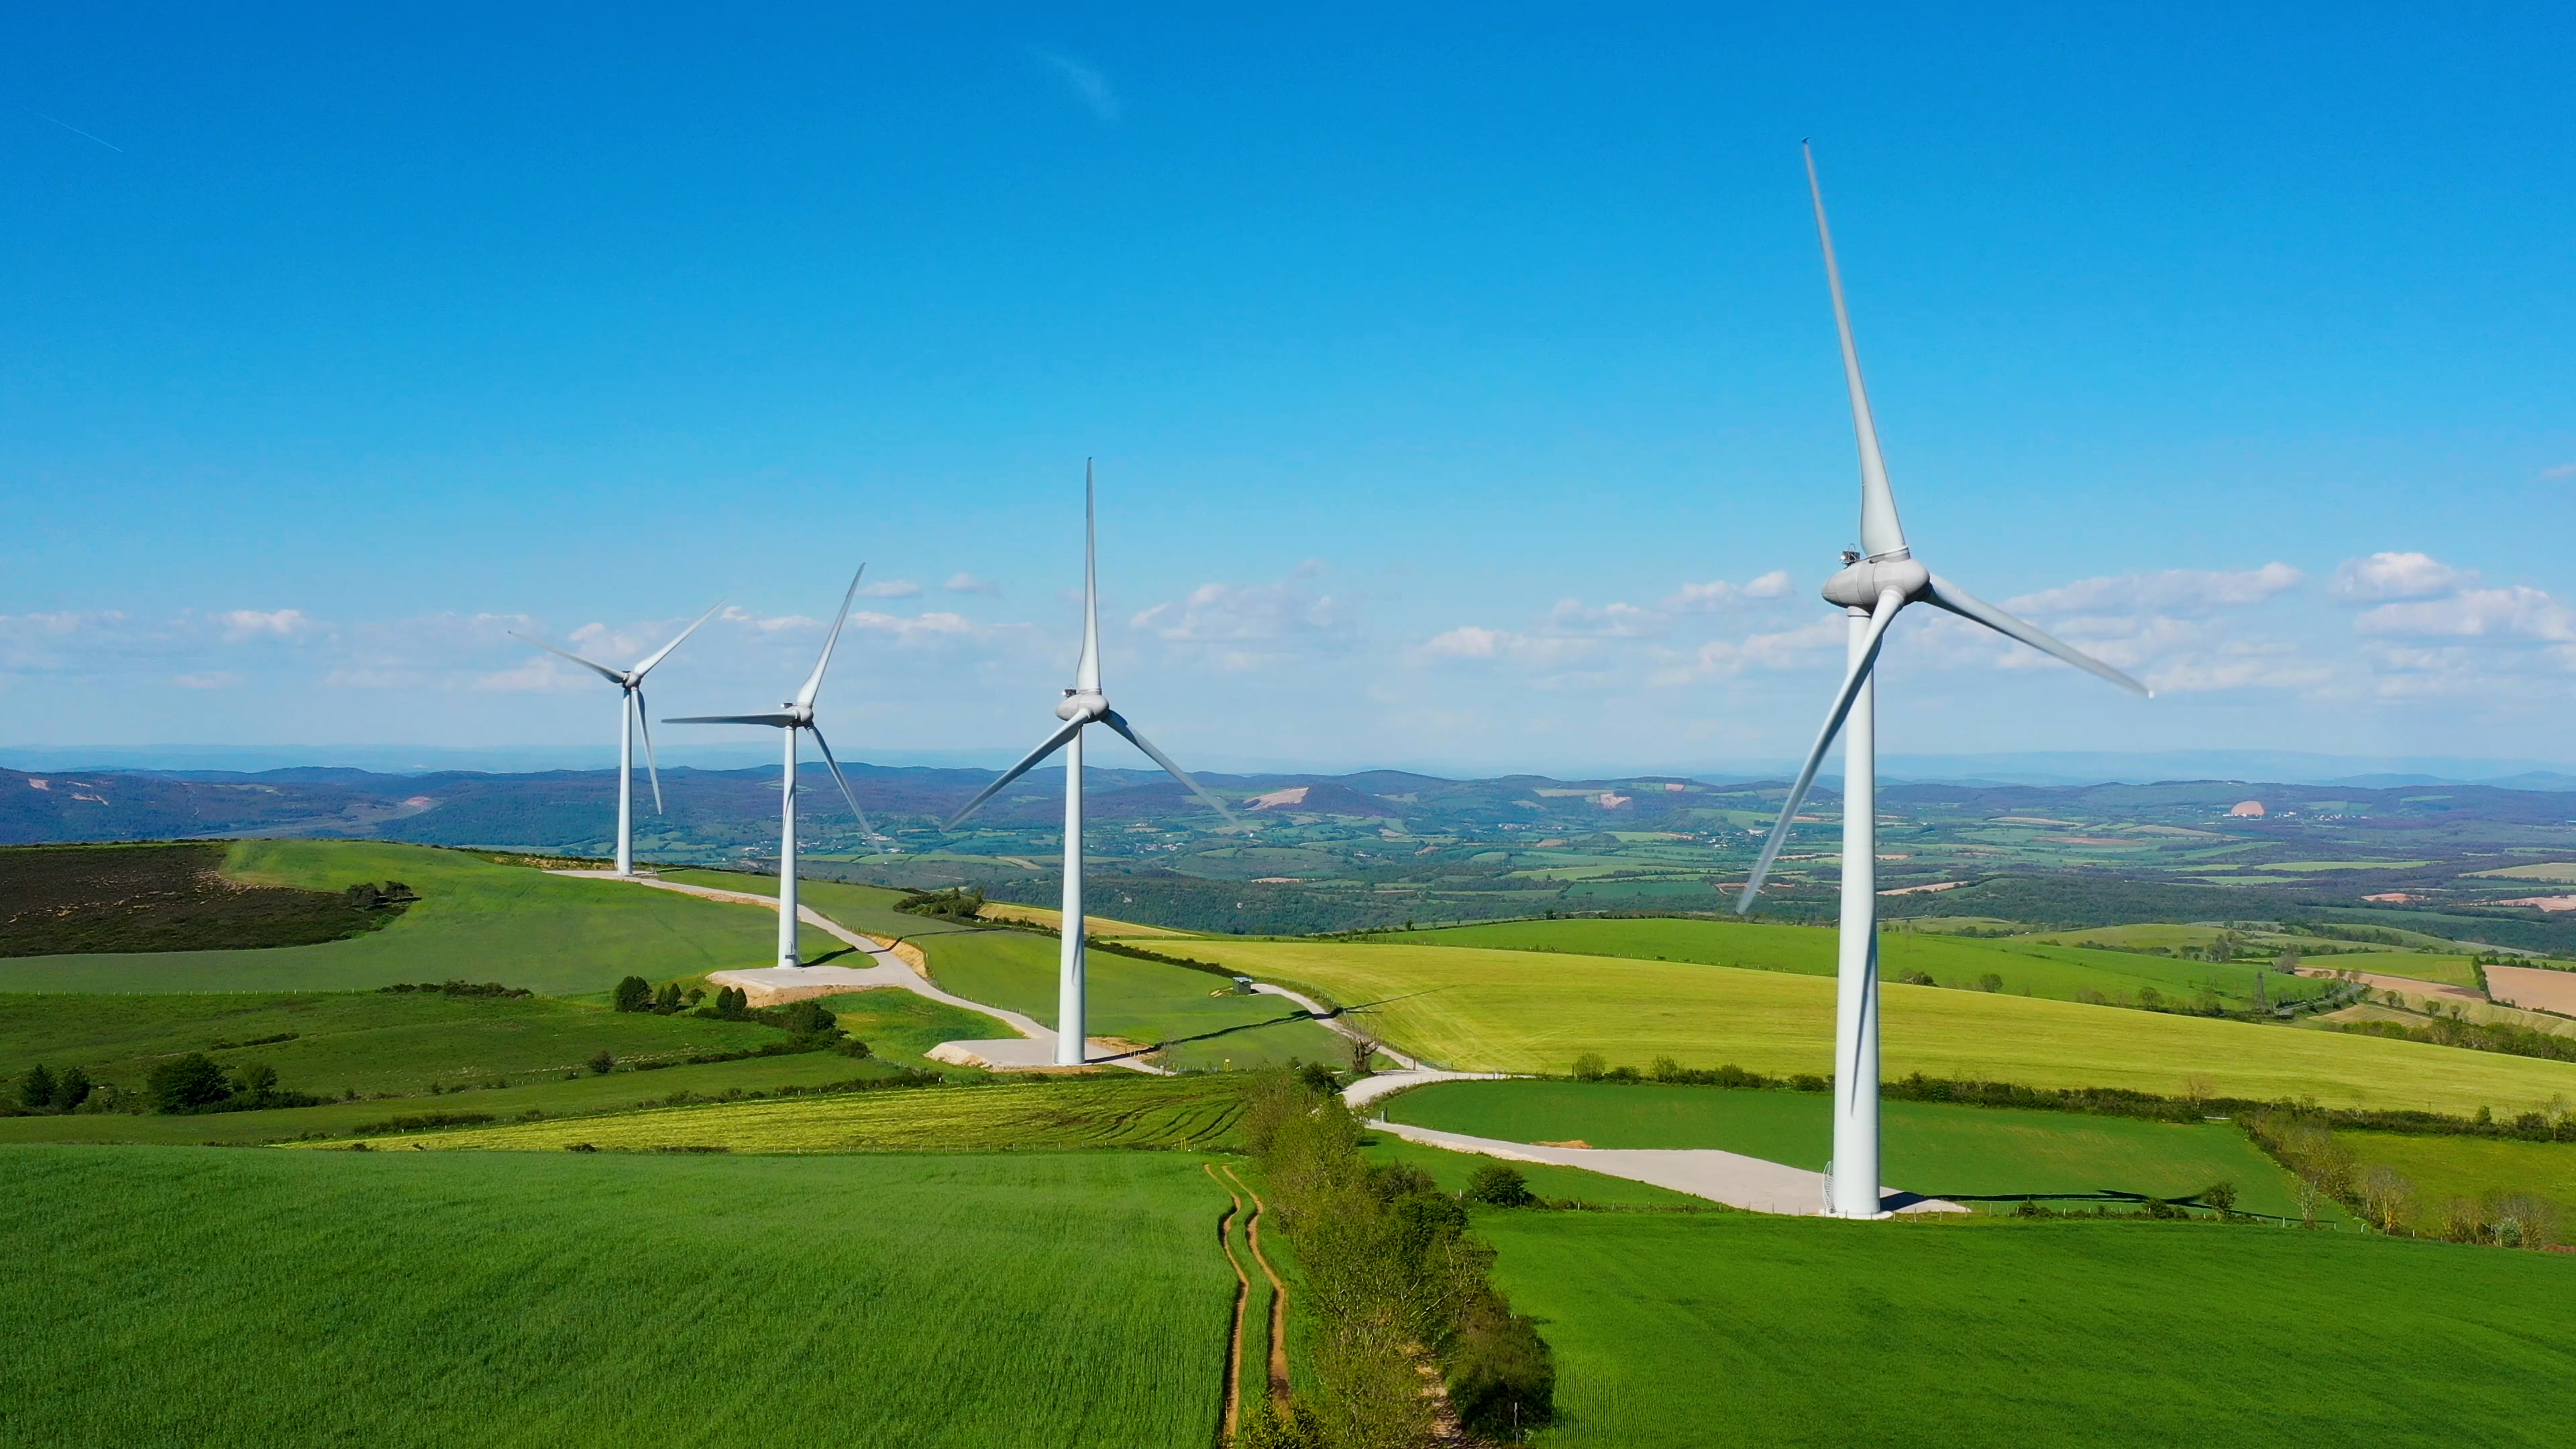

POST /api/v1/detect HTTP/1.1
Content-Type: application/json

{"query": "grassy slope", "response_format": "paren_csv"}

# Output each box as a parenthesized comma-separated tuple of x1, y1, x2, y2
(1485, 1213, 2576, 1448)
(334, 1072, 1250, 1152)
(658, 869, 987, 944)
(2302, 951, 2483, 988)
(1379, 917, 2328, 1010)
(0, 1146, 1229, 1449)
(0, 989, 788, 1097)
(2338, 1130, 2576, 1228)
(0, 842, 835, 994)
(0, 988, 1002, 1145)
(916, 929, 1345, 1071)
(1185, 941, 2576, 1116)
(1384, 1079, 2311, 1217)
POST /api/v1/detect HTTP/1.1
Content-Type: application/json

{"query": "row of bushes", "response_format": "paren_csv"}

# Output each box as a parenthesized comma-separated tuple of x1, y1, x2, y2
(380, 979, 531, 999)
(1240, 1070, 1552, 1448)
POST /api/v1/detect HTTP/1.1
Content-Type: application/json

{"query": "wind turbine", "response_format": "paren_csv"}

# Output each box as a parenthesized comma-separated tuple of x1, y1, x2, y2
(511, 601, 724, 876)
(665, 568, 880, 969)
(944, 462, 1238, 1064)
(1735, 144, 2150, 1219)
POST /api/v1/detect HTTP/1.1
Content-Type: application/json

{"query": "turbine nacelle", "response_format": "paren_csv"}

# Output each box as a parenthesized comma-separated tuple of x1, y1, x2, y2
(1055, 689, 1109, 723)
(1821, 554, 1929, 610)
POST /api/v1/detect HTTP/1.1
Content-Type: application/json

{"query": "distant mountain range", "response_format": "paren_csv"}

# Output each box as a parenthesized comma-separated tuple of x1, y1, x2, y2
(7, 759, 2575, 851)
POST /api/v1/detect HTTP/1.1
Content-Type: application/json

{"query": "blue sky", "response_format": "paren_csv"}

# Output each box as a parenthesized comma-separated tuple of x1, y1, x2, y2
(5, 3, 2572, 775)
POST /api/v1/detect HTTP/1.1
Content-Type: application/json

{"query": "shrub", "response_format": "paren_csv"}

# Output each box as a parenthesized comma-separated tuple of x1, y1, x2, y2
(1465, 1163, 1535, 1208)
(1649, 1055, 1684, 1082)
(612, 976, 651, 1013)
(1976, 972, 2004, 992)
(17, 1063, 55, 1110)
(147, 1053, 233, 1113)
(2200, 1181, 2238, 1214)
(1570, 1053, 1607, 1081)
(1296, 1061, 1339, 1095)
(773, 999, 838, 1038)
(653, 982, 683, 1014)
(52, 1065, 91, 1112)
(586, 1050, 616, 1076)
(1448, 1297, 1556, 1439)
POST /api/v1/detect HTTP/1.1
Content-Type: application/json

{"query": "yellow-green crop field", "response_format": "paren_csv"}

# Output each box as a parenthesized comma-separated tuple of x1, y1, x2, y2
(324, 1072, 1249, 1153)
(1183, 940, 2576, 1116)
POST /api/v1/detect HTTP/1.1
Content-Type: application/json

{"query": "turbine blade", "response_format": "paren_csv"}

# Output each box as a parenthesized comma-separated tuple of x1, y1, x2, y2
(663, 712, 798, 726)
(633, 688, 665, 814)
(1736, 590, 1907, 913)
(1923, 574, 2151, 697)
(1074, 460, 1102, 693)
(804, 724, 880, 840)
(945, 716, 1086, 829)
(1804, 142, 1909, 560)
(796, 565, 867, 708)
(1100, 708, 1238, 823)
(511, 632, 627, 686)
(631, 599, 726, 679)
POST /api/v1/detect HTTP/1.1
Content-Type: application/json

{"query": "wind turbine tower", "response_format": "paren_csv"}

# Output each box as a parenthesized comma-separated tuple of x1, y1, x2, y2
(511, 602, 723, 875)
(667, 569, 882, 969)
(946, 463, 1237, 1064)
(1735, 145, 2151, 1218)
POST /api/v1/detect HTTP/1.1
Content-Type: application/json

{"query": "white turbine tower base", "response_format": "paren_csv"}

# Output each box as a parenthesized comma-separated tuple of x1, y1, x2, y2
(667, 568, 884, 969)
(511, 600, 724, 877)
(1736, 144, 2152, 1220)
(946, 461, 1238, 1065)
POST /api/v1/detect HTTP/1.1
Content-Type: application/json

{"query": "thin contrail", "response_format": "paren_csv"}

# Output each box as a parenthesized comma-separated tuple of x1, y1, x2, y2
(21, 106, 122, 152)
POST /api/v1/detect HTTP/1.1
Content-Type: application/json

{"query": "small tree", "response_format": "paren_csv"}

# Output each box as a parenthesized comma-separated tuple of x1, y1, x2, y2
(18, 1063, 56, 1110)
(1649, 1055, 1683, 1082)
(652, 982, 682, 1014)
(2200, 1181, 2238, 1216)
(147, 1053, 233, 1113)
(1466, 1163, 1535, 1207)
(587, 1050, 616, 1076)
(1976, 973, 2003, 993)
(229, 1062, 279, 1099)
(1570, 1053, 1607, 1081)
(1345, 1032, 1379, 1077)
(2359, 1166, 2416, 1233)
(612, 976, 652, 1012)
(54, 1065, 92, 1112)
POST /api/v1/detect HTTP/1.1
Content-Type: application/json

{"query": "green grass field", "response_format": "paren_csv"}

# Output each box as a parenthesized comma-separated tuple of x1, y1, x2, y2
(2300, 951, 2483, 989)
(915, 930, 1345, 1071)
(2337, 1130, 2576, 1232)
(333, 1071, 1250, 1152)
(1384, 1079, 2312, 1216)
(0, 987, 792, 1098)
(1184, 940, 2576, 1116)
(658, 869, 988, 943)
(0, 842, 401, 956)
(0, 841, 836, 995)
(1481, 1212, 2576, 1447)
(1379, 917, 2328, 1011)
(0, 1146, 1231, 1448)
(0, 987, 1007, 1146)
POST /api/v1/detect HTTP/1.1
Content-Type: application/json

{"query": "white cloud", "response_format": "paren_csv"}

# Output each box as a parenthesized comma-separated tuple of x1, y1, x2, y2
(472, 658, 583, 693)
(1662, 570, 1794, 612)
(2355, 585, 2576, 641)
(1544, 598, 1660, 637)
(943, 573, 999, 596)
(217, 608, 317, 641)
(1038, 51, 1120, 120)
(2330, 551, 2473, 604)
(720, 606, 821, 634)
(1424, 626, 1509, 660)
(2539, 464, 2576, 482)
(1132, 578, 1351, 653)
(2142, 639, 2332, 694)
(1650, 615, 1847, 686)
(2007, 563, 2303, 616)
(848, 610, 979, 646)
(858, 580, 923, 599)
(172, 671, 241, 690)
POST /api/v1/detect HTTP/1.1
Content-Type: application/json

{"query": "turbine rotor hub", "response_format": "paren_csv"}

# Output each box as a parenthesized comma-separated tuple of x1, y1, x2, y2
(1055, 689, 1108, 722)
(1822, 554, 1929, 610)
